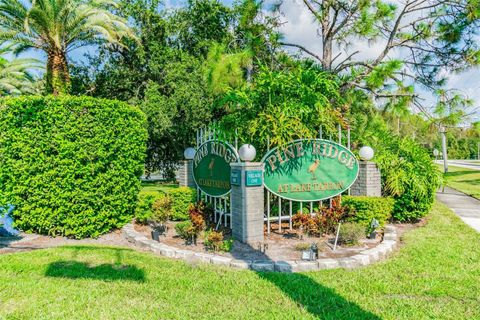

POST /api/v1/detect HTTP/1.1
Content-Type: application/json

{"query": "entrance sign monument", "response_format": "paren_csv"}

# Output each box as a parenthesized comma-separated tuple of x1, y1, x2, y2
(262, 139, 359, 201)
(184, 135, 363, 245)
(193, 140, 239, 197)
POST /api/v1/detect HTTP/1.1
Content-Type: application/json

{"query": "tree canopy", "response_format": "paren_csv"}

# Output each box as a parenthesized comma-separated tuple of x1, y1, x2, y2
(0, 45, 41, 95)
(279, 0, 480, 117)
(0, 0, 137, 94)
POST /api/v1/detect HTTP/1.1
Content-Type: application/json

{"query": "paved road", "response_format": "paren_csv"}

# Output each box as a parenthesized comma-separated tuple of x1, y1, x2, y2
(435, 160, 480, 171)
(436, 187, 480, 232)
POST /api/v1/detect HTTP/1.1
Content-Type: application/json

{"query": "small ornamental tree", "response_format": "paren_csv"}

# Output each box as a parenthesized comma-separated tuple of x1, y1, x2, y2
(0, 96, 147, 238)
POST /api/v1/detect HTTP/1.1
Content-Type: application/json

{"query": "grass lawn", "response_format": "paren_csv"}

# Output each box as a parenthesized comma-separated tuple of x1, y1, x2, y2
(140, 181, 179, 193)
(441, 165, 480, 199)
(1, 202, 479, 319)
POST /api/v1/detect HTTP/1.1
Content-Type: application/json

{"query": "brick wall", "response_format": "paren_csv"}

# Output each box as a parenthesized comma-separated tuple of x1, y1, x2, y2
(350, 161, 382, 196)
(175, 160, 196, 188)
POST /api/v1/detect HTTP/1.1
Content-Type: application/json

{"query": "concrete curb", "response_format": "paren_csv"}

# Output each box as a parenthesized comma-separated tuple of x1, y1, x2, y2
(122, 224, 399, 272)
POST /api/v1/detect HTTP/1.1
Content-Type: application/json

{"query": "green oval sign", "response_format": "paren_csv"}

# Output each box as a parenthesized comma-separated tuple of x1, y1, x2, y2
(193, 140, 240, 197)
(262, 139, 359, 202)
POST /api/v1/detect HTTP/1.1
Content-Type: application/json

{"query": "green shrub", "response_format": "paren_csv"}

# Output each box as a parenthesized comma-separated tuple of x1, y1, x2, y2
(204, 229, 223, 252)
(175, 221, 194, 242)
(203, 230, 232, 252)
(167, 187, 196, 220)
(343, 196, 394, 233)
(135, 191, 171, 226)
(0, 96, 147, 238)
(135, 191, 162, 225)
(152, 195, 172, 227)
(375, 137, 441, 222)
(338, 222, 365, 246)
(221, 239, 234, 252)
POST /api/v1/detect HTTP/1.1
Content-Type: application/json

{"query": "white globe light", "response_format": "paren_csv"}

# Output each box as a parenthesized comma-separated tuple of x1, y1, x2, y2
(239, 144, 256, 162)
(359, 146, 374, 161)
(433, 149, 439, 156)
(184, 147, 196, 160)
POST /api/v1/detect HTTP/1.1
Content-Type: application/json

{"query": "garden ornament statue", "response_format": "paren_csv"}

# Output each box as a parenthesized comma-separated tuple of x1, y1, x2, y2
(310, 243, 318, 259)
(370, 218, 380, 239)
(301, 244, 317, 261)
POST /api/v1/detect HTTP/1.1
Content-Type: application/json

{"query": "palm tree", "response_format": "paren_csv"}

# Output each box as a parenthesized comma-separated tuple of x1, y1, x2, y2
(0, 0, 137, 95)
(0, 45, 41, 95)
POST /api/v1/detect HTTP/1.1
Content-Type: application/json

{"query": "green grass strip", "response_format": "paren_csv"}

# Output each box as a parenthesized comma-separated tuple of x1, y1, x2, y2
(0, 202, 479, 319)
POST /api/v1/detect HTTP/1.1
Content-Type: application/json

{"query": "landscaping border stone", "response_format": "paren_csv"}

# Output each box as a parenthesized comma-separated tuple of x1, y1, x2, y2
(122, 223, 399, 273)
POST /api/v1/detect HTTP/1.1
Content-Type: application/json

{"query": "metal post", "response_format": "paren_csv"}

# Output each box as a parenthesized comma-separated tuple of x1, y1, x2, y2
(440, 126, 448, 173)
(310, 201, 313, 216)
(319, 126, 323, 139)
(333, 223, 341, 251)
(289, 200, 293, 230)
(267, 191, 271, 235)
(347, 127, 351, 150)
(214, 197, 217, 223)
(228, 195, 232, 228)
(347, 125, 351, 195)
(224, 196, 227, 227)
(338, 124, 342, 145)
(278, 197, 282, 233)
(235, 128, 238, 151)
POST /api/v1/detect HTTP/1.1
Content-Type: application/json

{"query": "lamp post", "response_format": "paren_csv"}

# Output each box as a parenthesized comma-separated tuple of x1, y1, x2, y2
(440, 126, 448, 173)
(231, 144, 264, 244)
(433, 148, 439, 162)
(359, 146, 374, 161)
(177, 147, 196, 188)
(184, 147, 196, 160)
(238, 144, 256, 162)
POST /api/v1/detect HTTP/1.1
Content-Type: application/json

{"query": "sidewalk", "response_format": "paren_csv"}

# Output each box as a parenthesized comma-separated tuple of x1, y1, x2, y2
(436, 187, 480, 232)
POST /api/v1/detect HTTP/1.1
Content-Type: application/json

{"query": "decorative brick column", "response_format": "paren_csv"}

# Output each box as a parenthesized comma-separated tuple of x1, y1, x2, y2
(350, 161, 382, 196)
(230, 162, 264, 244)
(175, 160, 196, 188)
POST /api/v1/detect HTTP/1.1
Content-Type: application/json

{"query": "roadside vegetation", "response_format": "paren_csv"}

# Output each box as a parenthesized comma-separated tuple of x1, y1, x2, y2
(442, 165, 480, 199)
(0, 0, 475, 236)
(1, 202, 479, 319)
(0, 2, 478, 318)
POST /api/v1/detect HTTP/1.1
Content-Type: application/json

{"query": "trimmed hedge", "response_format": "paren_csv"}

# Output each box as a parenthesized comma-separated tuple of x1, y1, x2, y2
(167, 187, 196, 220)
(135, 191, 163, 224)
(343, 196, 394, 232)
(136, 187, 196, 223)
(0, 96, 147, 238)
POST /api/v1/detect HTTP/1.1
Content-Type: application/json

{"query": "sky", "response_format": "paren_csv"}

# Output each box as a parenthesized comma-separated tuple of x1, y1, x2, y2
(18, 0, 480, 123)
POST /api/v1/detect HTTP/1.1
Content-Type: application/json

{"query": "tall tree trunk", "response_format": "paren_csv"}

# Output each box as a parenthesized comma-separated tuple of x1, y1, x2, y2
(323, 38, 333, 70)
(46, 49, 70, 95)
(321, 4, 332, 70)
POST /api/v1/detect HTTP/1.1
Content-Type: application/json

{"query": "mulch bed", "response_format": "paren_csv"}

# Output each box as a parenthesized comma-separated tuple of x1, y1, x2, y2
(134, 221, 382, 261)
